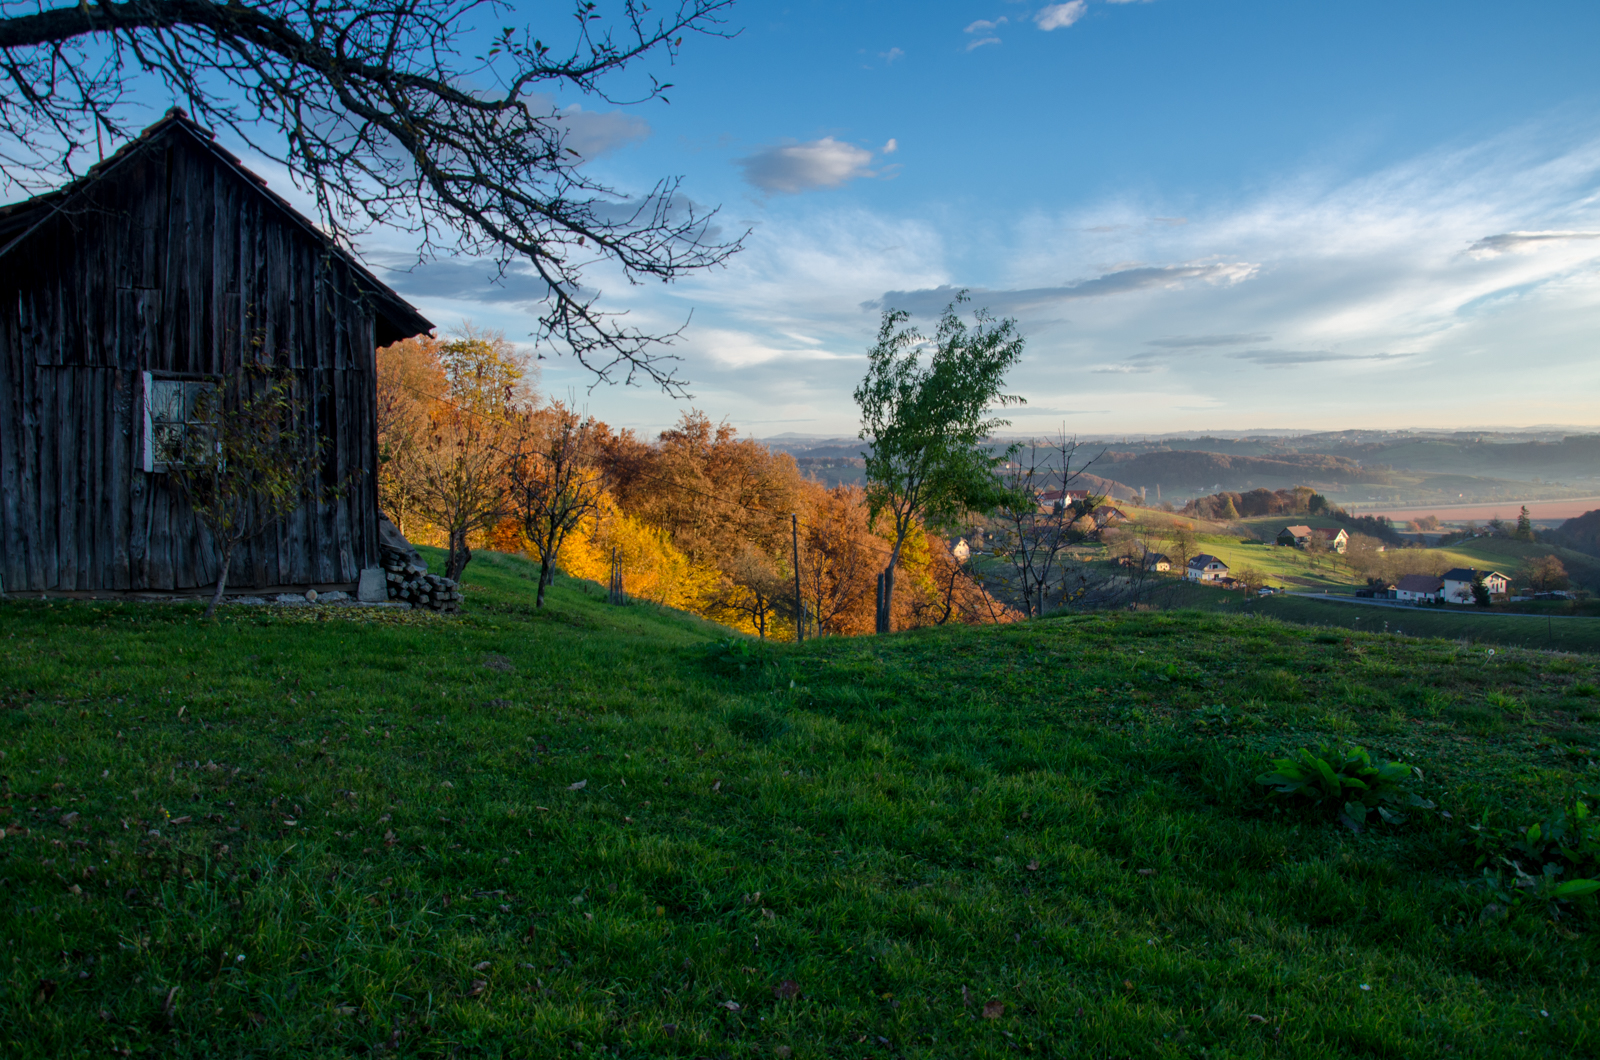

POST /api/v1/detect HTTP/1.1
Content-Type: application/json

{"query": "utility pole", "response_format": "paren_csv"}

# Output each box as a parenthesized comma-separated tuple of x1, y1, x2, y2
(791, 513, 804, 644)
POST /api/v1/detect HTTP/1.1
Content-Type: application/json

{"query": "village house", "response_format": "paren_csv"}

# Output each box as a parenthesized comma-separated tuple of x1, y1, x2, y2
(1275, 524, 1349, 554)
(1144, 552, 1171, 572)
(0, 110, 432, 598)
(1093, 506, 1130, 527)
(1441, 568, 1510, 604)
(1186, 554, 1230, 583)
(1037, 488, 1089, 513)
(1392, 574, 1443, 603)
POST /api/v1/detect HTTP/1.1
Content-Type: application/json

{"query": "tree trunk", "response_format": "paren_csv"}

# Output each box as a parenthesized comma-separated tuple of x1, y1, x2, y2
(536, 554, 553, 608)
(203, 541, 237, 620)
(446, 528, 472, 580)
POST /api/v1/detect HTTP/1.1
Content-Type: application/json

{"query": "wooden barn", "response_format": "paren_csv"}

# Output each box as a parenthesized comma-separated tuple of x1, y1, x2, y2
(0, 109, 432, 598)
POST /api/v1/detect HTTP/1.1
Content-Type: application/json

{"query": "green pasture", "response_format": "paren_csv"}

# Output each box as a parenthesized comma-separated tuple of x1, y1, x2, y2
(3, 548, 1600, 1058)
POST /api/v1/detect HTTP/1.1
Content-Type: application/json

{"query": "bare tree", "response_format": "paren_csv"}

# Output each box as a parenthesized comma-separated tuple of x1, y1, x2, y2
(986, 431, 1102, 619)
(0, 0, 742, 390)
(167, 368, 343, 618)
(501, 401, 606, 608)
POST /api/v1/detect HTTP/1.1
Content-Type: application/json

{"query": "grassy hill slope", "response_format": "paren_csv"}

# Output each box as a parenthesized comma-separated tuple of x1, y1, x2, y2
(3, 549, 1599, 1058)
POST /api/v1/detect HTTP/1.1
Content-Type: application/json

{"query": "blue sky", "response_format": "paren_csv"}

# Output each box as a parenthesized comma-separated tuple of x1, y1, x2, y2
(365, 0, 1600, 439)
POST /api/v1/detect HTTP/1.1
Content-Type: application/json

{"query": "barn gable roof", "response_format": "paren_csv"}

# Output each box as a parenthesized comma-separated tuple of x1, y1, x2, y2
(0, 108, 431, 344)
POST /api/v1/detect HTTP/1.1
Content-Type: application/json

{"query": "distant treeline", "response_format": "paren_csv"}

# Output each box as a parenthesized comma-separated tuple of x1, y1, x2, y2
(1182, 487, 1406, 544)
(1098, 449, 1371, 488)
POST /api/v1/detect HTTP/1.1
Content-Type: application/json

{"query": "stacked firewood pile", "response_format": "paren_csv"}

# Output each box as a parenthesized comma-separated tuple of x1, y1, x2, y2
(377, 518, 462, 612)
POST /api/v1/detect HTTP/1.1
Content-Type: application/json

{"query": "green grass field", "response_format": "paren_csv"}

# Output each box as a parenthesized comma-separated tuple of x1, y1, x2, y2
(4, 548, 1600, 1058)
(1167, 588, 1600, 653)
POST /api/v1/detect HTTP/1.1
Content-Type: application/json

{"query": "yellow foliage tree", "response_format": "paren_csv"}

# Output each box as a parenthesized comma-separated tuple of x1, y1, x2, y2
(495, 494, 720, 617)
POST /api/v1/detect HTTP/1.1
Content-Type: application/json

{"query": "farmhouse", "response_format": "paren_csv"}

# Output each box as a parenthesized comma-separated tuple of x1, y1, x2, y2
(1186, 554, 1230, 583)
(1037, 488, 1090, 512)
(1441, 568, 1510, 604)
(1275, 524, 1349, 554)
(1393, 574, 1443, 603)
(1093, 506, 1130, 527)
(0, 110, 432, 597)
(1144, 552, 1171, 572)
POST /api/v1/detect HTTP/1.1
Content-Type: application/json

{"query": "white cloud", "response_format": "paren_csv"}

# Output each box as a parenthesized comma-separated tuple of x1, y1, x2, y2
(1035, 2, 1088, 31)
(388, 118, 1600, 437)
(882, 138, 899, 154)
(964, 18, 1007, 33)
(966, 36, 1002, 51)
(525, 94, 650, 159)
(735, 138, 876, 193)
(879, 47, 905, 63)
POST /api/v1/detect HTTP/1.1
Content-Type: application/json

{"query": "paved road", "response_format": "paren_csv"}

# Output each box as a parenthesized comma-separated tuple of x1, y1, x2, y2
(1283, 591, 1579, 620)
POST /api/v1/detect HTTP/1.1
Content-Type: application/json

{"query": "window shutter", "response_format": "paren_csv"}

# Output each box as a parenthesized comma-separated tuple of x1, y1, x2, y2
(141, 370, 154, 473)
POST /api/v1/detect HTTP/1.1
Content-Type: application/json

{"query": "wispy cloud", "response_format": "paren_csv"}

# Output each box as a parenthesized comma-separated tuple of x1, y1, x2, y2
(735, 138, 878, 194)
(1147, 334, 1272, 348)
(1466, 230, 1600, 257)
(964, 18, 1007, 34)
(966, 36, 1001, 51)
(879, 47, 905, 64)
(867, 262, 1259, 315)
(1228, 349, 1412, 367)
(405, 117, 1600, 436)
(1035, 2, 1088, 31)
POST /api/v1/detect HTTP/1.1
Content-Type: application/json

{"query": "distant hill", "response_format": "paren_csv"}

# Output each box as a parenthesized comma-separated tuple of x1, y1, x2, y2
(1094, 450, 1368, 490)
(1547, 508, 1600, 558)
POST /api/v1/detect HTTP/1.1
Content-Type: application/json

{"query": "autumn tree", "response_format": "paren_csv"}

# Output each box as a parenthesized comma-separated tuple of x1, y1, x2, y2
(0, 0, 742, 389)
(1527, 554, 1569, 591)
(166, 368, 341, 618)
(375, 334, 446, 536)
(856, 294, 1026, 632)
(719, 544, 789, 638)
(409, 329, 530, 578)
(1234, 565, 1267, 595)
(501, 402, 606, 608)
(797, 483, 881, 637)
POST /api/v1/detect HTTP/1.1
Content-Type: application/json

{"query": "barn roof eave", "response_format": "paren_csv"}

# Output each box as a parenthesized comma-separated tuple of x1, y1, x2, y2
(0, 108, 432, 341)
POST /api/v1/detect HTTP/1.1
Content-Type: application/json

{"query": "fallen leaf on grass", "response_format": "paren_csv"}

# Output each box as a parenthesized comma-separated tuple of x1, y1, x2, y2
(473, 961, 491, 972)
(1248, 1014, 1267, 1023)
(662, 1024, 677, 1037)
(1137, 868, 1154, 876)
(34, 978, 57, 1003)
(721, 1000, 741, 1011)
(168, 816, 191, 826)
(712, 779, 722, 793)
(568, 780, 587, 791)
(982, 1000, 1005, 1019)
(58, 812, 79, 827)
(467, 980, 487, 998)
(1025, 860, 1039, 872)
(773, 979, 800, 1000)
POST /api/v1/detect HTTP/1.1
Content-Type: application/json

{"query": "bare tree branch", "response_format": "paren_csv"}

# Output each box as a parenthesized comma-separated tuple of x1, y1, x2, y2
(0, 0, 744, 391)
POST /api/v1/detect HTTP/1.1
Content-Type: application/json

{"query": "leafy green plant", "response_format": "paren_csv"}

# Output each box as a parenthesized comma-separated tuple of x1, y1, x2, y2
(1465, 791, 1600, 875)
(1256, 744, 1434, 832)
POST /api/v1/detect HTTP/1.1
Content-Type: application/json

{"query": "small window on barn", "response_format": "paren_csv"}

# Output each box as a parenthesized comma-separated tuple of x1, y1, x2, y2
(141, 373, 218, 472)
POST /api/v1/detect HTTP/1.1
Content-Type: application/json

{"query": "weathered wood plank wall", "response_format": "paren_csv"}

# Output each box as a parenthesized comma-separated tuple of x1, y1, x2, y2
(0, 123, 410, 595)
